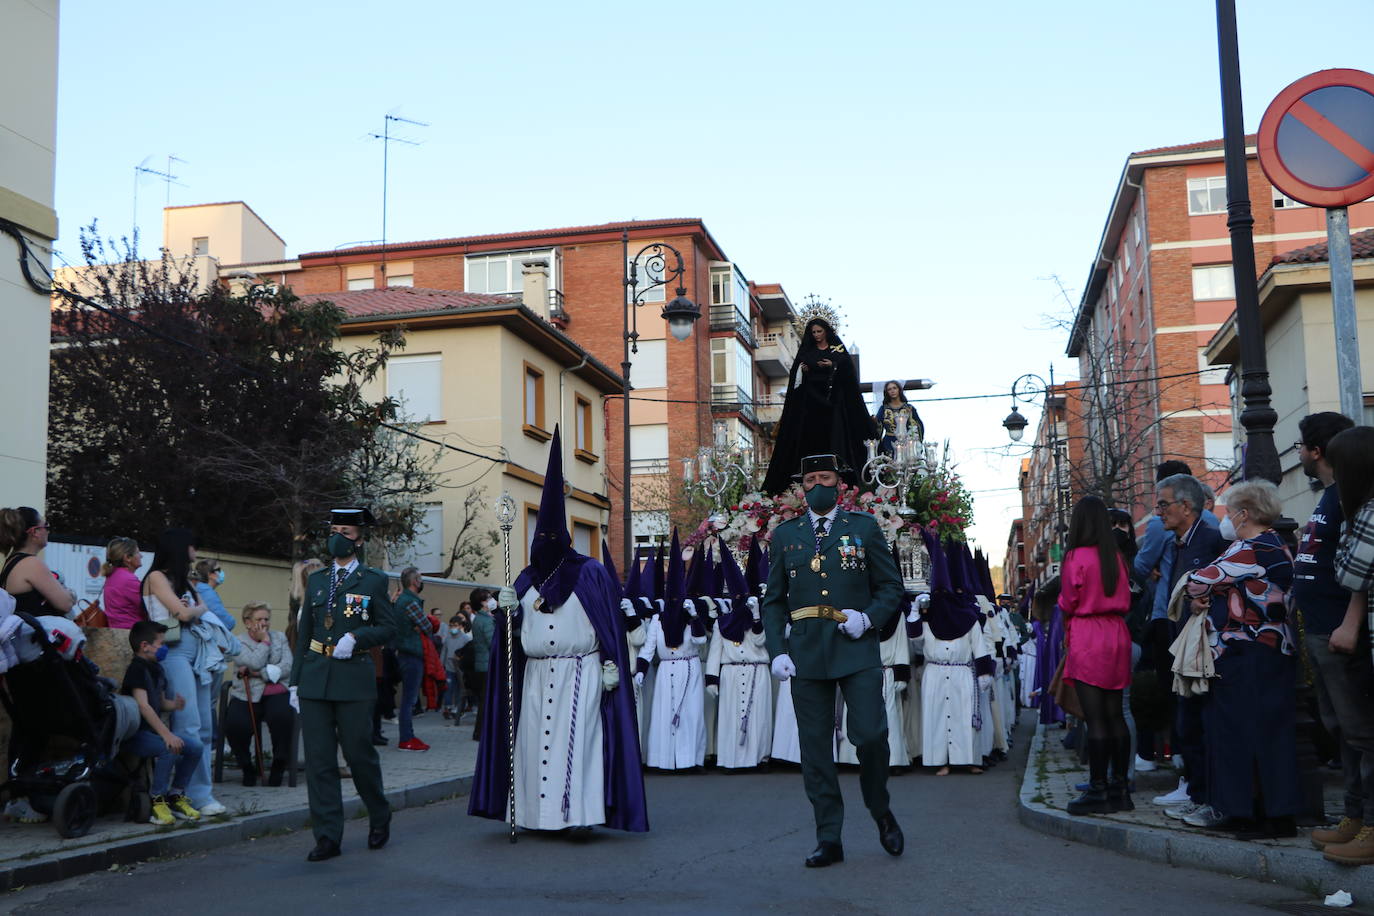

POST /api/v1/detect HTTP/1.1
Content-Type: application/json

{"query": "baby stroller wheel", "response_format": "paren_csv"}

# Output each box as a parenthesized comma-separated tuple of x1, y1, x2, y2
(53, 783, 97, 838)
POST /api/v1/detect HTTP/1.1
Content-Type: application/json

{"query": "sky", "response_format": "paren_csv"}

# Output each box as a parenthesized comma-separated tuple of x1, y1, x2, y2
(51, 0, 1374, 562)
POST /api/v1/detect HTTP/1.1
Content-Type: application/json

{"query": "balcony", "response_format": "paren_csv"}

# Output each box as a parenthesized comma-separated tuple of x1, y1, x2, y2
(755, 400, 781, 427)
(754, 328, 798, 378)
(710, 383, 756, 426)
(709, 304, 756, 348)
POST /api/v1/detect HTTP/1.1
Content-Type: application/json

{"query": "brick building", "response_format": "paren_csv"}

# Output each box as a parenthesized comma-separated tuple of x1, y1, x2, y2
(1063, 136, 1374, 530)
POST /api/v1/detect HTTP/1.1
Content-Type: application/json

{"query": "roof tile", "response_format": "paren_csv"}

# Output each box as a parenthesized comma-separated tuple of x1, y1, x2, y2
(1272, 227, 1374, 265)
(299, 287, 518, 319)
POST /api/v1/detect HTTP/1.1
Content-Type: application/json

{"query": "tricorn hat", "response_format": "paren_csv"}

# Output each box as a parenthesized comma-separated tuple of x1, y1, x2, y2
(329, 507, 377, 528)
(792, 453, 847, 481)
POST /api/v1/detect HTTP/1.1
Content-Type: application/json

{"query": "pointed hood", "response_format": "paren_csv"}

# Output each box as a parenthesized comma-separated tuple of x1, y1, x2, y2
(622, 553, 642, 603)
(660, 529, 690, 646)
(638, 546, 660, 617)
(745, 540, 766, 597)
(918, 528, 978, 640)
(602, 539, 622, 599)
(513, 427, 590, 609)
(717, 546, 755, 642)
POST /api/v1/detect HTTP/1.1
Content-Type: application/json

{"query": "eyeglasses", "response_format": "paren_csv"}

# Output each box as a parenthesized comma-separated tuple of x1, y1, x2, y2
(1293, 441, 1307, 452)
(1154, 499, 1180, 511)
(28, 524, 49, 532)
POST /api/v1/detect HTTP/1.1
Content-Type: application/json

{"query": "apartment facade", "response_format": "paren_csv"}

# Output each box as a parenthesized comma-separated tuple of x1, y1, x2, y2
(1065, 136, 1374, 526)
(0, 0, 58, 508)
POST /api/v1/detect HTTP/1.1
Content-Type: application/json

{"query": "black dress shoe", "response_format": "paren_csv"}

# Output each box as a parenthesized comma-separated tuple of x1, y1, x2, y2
(804, 841, 844, 868)
(307, 837, 341, 862)
(367, 820, 390, 850)
(371, 734, 388, 746)
(877, 811, 904, 856)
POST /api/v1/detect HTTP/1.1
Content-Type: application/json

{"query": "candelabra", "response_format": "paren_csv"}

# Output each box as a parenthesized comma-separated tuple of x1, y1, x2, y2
(861, 410, 927, 518)
(682, 420, 755, 503)
(895, 528, 932, 595)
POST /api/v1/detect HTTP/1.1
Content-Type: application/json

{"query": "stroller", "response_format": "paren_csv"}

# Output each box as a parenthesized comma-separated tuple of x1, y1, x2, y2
(0, 612, 145, 837)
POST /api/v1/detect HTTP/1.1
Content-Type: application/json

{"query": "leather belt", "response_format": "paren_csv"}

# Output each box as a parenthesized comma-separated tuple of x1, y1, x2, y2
(790, 605, 848, 623)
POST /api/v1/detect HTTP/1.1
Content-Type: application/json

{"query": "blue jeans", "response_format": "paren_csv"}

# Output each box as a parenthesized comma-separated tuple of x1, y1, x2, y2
(443, 669, 462, 710)
(397, 652, 424, 742)
(162, 642, 218, 807)
(124, 728, 203, 797)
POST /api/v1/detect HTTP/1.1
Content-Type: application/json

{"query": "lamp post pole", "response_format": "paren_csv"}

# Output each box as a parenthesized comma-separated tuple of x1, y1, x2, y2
(1002, 367, 1064, 577)
(620, 229, 700, 575)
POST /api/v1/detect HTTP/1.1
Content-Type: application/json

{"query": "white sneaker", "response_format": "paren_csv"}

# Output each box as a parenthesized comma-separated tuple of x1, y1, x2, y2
(1134, 755, 1157, 772)
(1173, 755, 1186, 771)
(1165, 802, 1203, 820)
(4, 798, 47, 823)
(1152, 779, 1190, 806)
(197, 801, 227, 817)
(1183, 804, 1227, 828)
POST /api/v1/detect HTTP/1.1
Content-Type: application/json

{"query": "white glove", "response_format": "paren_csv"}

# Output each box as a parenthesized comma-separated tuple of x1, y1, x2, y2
(915, 593, 931, 610)
(332, 633, 356, 660)
(263, 663, 282, 684)
(288, 685, 300, 713)
(633, 671, 645, 688)
(746, 596, 761, 620)
(906, 608, 920, 623)
(620, 598, 635, 617)
(895, 681, 907, 694)
(837, 610, 870, 640)
(977, 674, 991, 690)
(683, 598, 697, 615)
(601, 660, 620, 690)
(499, 586, 518, 610)
(705, 684, 719, 698)
(771, 654, 796, 681)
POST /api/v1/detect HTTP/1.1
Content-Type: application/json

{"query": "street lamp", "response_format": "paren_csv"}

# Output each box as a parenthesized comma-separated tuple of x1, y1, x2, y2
(1002, 368, 1066, 575)
(621, 229, 700, 573)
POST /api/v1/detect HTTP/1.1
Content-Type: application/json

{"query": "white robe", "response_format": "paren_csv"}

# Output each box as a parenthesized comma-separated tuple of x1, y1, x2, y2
(514, 587, 604, 829)
(917, 623, 990, 767)
(700, 625, 718, 760)
(837, 626, 910, 766)
(771, 623, 801, 763)
(902, 630, 923, 760)
(706, 623, 773, 769)
(627, 622, 649, 749)
(982, 617, 1008, 755)
(637, 615, 707, 769)
(1018, 634, 1038, 708)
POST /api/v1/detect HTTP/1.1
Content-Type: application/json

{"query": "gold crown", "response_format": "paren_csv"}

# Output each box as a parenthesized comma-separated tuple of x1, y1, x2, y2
(792, 294, 844, 339)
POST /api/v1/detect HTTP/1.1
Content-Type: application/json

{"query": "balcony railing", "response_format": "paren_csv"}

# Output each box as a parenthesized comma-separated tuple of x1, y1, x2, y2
(710, 383, 756, 426)
(709, 304, 756, 348)
(754, 329, 798, 378)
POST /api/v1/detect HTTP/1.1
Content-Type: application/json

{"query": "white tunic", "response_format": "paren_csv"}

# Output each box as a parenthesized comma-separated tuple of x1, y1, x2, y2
(771, 623, 801, 763)
(706, 622, 773, 769)
(903, 630, 923, 760)
(916, 623, 990, 767)
(837, 625, 910, 766)
(625, 613, 649, 749)
(514, 587, 604, 829)
(1018, 635, 1039, 708)
(637, 615, 707, 769)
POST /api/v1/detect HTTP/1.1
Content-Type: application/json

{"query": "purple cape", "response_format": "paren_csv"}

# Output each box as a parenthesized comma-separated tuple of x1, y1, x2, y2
(1035, 609, 1066, 725)
(468, 559, 649, 832)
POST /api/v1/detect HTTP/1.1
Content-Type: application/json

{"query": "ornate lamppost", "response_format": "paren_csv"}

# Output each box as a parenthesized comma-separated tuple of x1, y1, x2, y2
(1001, 367, 1066, 575)
(621, 229, 700, 573)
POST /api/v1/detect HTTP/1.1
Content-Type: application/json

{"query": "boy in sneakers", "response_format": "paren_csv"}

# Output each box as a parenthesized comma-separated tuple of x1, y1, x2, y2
(121, 620, 203, 825)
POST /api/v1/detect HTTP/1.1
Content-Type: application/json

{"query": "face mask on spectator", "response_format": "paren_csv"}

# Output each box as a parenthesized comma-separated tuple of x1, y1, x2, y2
(449, 626, 461, 635)
(484, 597, 497, 612)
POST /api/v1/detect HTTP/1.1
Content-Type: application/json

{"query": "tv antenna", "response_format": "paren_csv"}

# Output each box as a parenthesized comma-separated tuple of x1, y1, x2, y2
(368, 111, 428, 283)
(132, 154, 186, 253)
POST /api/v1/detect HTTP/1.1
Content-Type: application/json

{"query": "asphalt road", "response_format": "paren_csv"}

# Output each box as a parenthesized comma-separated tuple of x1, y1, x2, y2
(7, 714, 1311, 915)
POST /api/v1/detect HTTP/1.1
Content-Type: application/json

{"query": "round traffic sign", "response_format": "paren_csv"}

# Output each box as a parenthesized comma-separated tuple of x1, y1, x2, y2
(1258, 69, 1374, 209)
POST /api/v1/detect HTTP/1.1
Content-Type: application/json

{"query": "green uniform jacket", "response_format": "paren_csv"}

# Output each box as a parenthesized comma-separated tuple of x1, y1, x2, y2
(290, 563, 398, 701)
(762, 511, 903, 680)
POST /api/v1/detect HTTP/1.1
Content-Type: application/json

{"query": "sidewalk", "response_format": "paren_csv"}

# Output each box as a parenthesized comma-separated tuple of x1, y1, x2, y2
(1019, 719, 1374, 902)
(0, 707, 479, 891)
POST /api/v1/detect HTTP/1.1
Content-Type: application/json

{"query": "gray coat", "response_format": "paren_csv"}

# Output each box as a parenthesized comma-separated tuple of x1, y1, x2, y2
(229, 630, 293, 703)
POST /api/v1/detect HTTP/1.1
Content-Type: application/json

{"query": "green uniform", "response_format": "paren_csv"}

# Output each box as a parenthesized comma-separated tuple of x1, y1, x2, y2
(762, 510, 903, 845)
(290, 560, 398, 845)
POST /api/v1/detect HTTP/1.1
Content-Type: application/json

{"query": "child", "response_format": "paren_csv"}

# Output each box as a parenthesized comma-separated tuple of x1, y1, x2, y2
(441, 613, 471, 721)
(120, 620, 204, 825)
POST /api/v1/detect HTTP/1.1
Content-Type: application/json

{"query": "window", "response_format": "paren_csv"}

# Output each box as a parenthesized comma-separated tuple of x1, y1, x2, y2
(408, 504, 444, 574)
(192, 237, 209, 256)
(629, 424, 668, 474)
(571, 520, 596, 558)
(626, 252, 665, 303)
(1187, 176, 1227, 215)
(1273, 188, 1307, 210)
(347, 276, 374, 291)
(574, 394, 595, 460)
(523, 363, 546, 433)
(710, 266, 733, 305)
(632, 510, 669, 553)
(1204, 433, 1235, 472)
(710, 337, 753, 394)
(1192, 265, 1235, 300)
(386, 354, 442, 422)
(1197, 350, 1228, 386)
(387, 273, 414, 287)
(525, 506, 540, 564)
(628, 339, 667, 388)
(467, 249, 558, 295)
(1122, 241, 1131, 272)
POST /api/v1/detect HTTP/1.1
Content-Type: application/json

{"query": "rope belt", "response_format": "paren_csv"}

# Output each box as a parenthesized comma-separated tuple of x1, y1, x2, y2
(661, 654, 698, 732)
(927, 659, 981, 730)
(523, 650, 597, 822)
(722, 661, 768, 746)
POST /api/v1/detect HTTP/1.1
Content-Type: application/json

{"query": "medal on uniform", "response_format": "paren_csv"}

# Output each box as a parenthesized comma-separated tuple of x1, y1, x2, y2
(533, 595, 545, 611)
(810, 555, 822, 573)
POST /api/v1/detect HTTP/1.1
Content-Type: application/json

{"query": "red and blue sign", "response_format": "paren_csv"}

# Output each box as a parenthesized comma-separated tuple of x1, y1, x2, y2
(1258, 69, 1374, 209)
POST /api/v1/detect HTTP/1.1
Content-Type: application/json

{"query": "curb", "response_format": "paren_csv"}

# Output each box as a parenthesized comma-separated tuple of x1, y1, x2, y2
(0, 772, 474, 891)
(1017, 723, 1374, 900)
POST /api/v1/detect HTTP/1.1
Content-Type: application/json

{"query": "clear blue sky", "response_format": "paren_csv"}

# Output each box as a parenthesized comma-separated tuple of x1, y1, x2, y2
(52, 0, 1374, 558)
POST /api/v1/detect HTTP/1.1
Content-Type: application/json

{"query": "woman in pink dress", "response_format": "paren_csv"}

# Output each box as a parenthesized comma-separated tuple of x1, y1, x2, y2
(101, 537, 146, 628)
(1059, 495, 1133, 816)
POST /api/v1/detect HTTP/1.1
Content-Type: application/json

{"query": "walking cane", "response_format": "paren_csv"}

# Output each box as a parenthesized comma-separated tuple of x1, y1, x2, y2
(494, 492, 518, 844)
(240, 669, 264, 783)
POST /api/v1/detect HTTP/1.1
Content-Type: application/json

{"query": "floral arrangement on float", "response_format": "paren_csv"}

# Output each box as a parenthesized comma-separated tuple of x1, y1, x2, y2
(683, 445, 974, 555)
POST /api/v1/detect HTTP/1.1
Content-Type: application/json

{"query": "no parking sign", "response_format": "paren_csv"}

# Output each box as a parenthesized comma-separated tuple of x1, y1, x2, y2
(1258, 68, 1374, 208)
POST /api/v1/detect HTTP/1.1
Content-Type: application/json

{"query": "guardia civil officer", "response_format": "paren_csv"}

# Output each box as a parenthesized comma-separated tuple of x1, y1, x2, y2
(762, 455, 905, 867)
(289, 508, 398, 862)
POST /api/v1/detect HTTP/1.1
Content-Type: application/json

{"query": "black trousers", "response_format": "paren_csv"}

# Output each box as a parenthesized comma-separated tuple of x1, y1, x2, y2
(470, 673, 488, 739)
(225, 693, 294, 776)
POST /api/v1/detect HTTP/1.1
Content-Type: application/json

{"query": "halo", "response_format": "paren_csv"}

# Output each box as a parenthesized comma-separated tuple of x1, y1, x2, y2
(792, 294, 844, 339)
